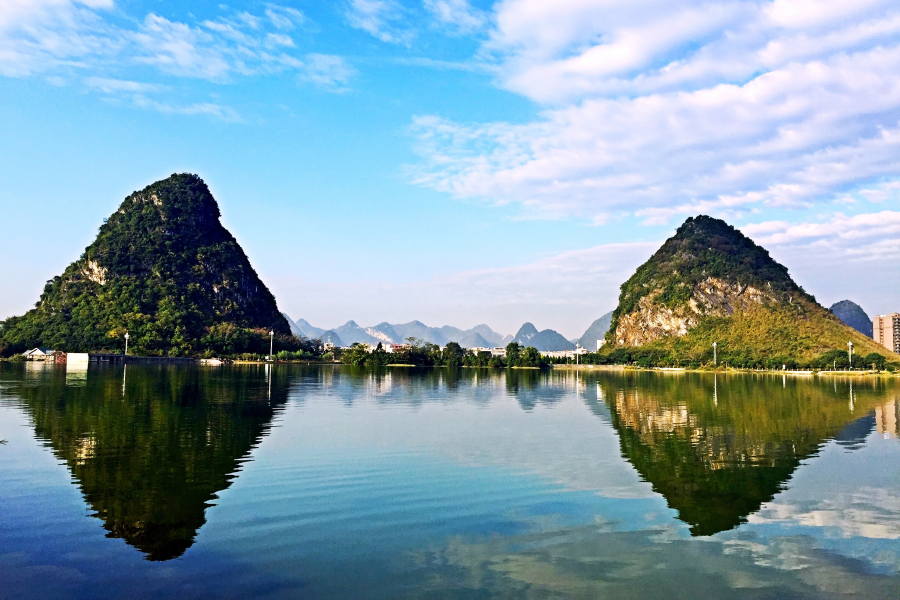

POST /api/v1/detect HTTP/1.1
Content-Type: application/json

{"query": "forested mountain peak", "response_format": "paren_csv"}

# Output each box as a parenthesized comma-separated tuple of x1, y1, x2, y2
(0, 174, 290, 356)
(603, 215, 891, 364)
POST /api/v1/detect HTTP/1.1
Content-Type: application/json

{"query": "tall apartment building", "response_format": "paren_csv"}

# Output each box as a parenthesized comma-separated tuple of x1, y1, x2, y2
(872, 313, 900, 354)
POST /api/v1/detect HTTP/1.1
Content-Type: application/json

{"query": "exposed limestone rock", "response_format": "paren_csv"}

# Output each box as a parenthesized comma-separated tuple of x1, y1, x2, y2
(81, 260, 108, 285)
(615, 277, 778, 346)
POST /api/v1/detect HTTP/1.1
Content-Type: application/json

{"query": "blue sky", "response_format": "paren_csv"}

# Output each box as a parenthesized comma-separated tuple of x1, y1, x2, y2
(1, 0, 899, 338)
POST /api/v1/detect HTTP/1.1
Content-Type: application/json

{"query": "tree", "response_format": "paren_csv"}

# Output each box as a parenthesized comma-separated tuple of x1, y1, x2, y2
(442, 342, 464, 367)
(506, 342, 522, 367)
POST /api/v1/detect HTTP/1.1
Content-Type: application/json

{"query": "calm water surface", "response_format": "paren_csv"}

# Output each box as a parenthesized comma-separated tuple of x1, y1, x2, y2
(1, 363, 899, 599)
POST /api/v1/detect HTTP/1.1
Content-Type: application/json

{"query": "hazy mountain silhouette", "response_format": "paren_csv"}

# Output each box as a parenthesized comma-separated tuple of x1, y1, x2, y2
(829, 300, 873, 337)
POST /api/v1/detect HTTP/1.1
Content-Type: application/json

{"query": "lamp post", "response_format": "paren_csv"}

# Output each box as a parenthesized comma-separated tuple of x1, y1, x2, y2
(847, 341, 853, 370)
(713, 341, 717, 366)
(269, 330, 274, 361)
(124, 332, 129, 357)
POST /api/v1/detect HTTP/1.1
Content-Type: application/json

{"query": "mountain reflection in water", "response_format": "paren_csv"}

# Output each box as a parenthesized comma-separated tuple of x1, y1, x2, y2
(5, 364, 289, 561)
(1, 363, 898, 574)
(600, 372, 896, 535)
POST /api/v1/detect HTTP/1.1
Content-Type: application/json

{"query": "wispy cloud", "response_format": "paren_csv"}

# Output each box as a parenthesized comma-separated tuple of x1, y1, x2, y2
(300, 53, 355, 91)
(424, 0, 486, 34)
(413, 0, 900, 224)
(345, 0, 412, 44)
(0, 0, 121, 77)
(131, 95, 243, 122)
(0, 2, 357, 113)
(85, 76, 164, 94)
(133, 11, 305, 81)
(85, 76, 241, 121)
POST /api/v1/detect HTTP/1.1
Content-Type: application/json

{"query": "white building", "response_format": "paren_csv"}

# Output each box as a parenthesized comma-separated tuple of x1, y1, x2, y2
(541, 346, 591, 359)
(21, 348, 59, 361)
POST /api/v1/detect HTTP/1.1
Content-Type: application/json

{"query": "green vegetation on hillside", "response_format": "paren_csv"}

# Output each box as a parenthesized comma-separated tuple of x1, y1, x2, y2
(607, 215, 808, 342)
(0, 174, 308, 357)
(599, 215, 899, 369)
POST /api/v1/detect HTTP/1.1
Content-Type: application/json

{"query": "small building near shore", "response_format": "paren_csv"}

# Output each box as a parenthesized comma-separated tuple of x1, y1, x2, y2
(21, 348, 60, 361)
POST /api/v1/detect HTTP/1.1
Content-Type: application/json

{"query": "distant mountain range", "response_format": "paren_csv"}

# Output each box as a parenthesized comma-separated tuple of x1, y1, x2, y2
(512, 323, 575, 352)
(284, 317, 514, 348)
(283, 316, 587, 351)
(575, 311, 613, 350)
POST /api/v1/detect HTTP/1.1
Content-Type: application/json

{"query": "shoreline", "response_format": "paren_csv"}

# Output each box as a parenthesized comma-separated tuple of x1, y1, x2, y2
(550, 364, 898, 377)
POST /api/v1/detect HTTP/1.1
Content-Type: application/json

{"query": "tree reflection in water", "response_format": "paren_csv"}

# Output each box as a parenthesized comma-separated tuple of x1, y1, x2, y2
(597, 371, 892, 535)
(8, 364, 291, 561)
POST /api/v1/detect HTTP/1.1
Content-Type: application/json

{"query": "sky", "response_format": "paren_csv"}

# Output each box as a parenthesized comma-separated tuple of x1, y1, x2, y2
(0, 0, 898, 339)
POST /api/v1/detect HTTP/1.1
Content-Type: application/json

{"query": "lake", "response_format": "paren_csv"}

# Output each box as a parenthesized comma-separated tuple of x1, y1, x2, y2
(1, 362, 899, 599)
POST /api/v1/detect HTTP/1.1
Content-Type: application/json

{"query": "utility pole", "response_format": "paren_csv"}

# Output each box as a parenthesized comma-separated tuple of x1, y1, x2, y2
(713, 341, 717, 366)
(269, 331, 274, 361)
(124, 332, 129, 357)
(847, 341, 853, 370)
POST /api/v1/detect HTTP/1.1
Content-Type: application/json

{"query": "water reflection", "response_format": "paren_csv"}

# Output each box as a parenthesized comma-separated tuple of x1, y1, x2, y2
(598, 372, 895, 535)
(2, 364, 290, 560)
(1, 363, 898, 577)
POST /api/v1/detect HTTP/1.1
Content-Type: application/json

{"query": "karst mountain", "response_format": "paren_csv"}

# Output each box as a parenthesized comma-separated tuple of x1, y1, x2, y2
(605, 215, 893, 365)
(0, 174, 291, 356)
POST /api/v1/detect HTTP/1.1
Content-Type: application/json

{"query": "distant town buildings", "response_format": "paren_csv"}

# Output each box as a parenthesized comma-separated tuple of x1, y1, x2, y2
(470, 347, 508, 357)
(541, 347, 590, 359)
(872, 313, 900, 353)
(363, 343, 412, 353)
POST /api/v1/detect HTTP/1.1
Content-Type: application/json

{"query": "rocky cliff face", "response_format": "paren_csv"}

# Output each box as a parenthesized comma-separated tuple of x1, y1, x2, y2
(615, 277, 780, 345)
(607, 215, 814, 348)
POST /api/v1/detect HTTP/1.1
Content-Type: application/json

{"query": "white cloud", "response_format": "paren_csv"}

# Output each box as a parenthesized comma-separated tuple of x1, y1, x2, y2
(0, 0, 112, 31)
(345, 0, 412, 44)
(738, 201, 900, 313)
(414, 0, 900, 223)
(748, 486, 900, 541)
(265, 5, 305, 30)
(0, 0, 120, 76)
(133, 12, 306, 81)
(301, 54, 355, 91)
(424, 0, 486, 33)
(0, 3, 309, 80)
(742, 207, 900, 261)
(0, 2, 351, 107)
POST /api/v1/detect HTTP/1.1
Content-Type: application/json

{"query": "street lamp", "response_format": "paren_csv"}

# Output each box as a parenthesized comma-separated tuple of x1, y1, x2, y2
(124, 332, 130, 357)
(713, 341, 717, 366)
(847, 341, 853, 370)
(269, 330, 274, 361)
